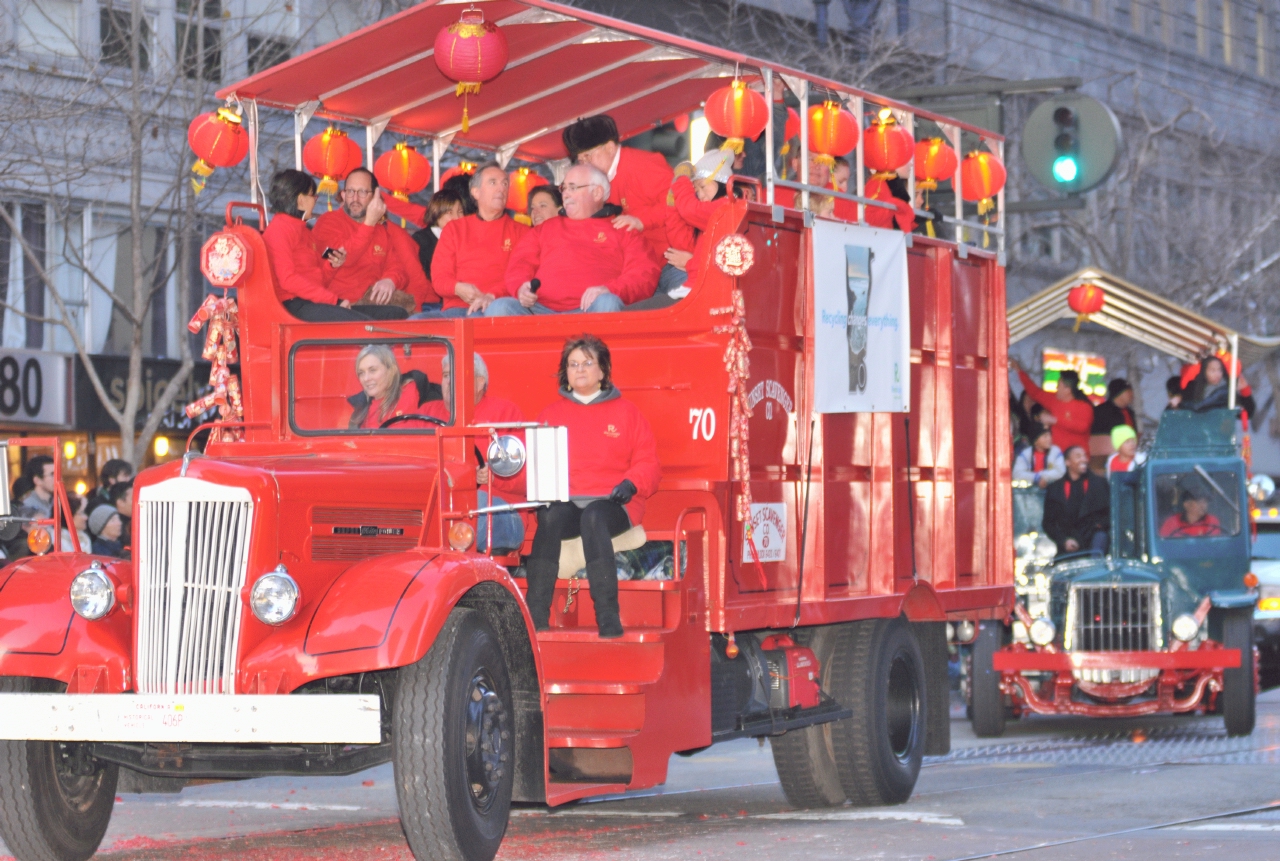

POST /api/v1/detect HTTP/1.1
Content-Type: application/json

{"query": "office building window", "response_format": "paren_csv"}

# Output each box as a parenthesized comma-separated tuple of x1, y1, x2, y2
(100, 6, 151, 70)
(247, 34, 291, 74)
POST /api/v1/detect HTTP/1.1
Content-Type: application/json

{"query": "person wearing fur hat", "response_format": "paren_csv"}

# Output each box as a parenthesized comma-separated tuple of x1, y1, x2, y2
(563, 115, 674, 260)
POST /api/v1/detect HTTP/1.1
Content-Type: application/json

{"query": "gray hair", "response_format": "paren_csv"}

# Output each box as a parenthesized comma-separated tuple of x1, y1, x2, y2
(442, 352, 489, 380)
(468, 161, 506, 193)
(569, 163, 610, 199)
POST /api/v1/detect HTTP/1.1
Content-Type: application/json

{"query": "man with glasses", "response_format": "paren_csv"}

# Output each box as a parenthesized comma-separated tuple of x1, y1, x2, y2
(486, 164, 660, 317)
(313, 168, 413, 319)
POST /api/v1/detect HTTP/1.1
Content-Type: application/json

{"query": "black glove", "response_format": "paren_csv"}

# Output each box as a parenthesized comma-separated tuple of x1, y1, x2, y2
(608, 479, 637, 505)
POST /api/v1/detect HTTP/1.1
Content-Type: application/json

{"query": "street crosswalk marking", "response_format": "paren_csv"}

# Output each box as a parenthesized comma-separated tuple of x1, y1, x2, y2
(756, 810, 964, 826)
(156, 800, 364, 812)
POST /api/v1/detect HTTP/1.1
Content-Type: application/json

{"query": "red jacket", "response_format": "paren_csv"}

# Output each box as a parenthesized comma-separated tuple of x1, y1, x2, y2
(355, 386, 421, 429)
(610, 147, 674, 259)
(425, 394, 526, 497)
(386, 221, 439, 306)
(312, 211, 407, 302)
(432, 214, 530, 311)
(670, 177, 736, 285)
(1019, 369, 1095, 456)
(262, 213, 345, 306)
(504, 213, 660, 310)
(383, 195, 427, 229)
(537, 389, 661, 526)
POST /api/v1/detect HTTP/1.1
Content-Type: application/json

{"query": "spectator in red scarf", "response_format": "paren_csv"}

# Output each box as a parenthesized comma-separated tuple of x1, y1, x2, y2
(1012, 359, 1094, 458)
(1042, 447, 1110, 556)
(1013, 426, 1065, 488)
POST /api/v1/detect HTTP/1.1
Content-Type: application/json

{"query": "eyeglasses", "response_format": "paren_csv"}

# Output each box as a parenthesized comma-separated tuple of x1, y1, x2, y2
(567, 360, 596, 371)
(559, 182, 593, 194)
(344, 188, 374, 198)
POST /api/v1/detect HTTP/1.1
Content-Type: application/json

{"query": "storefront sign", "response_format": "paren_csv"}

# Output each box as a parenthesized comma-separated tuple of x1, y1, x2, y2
(74, 356, 214, 433)
(0, 350, 70, 427)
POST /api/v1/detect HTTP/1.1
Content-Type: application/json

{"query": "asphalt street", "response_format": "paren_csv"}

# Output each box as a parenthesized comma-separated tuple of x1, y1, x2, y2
(3, 688, 1278, 861)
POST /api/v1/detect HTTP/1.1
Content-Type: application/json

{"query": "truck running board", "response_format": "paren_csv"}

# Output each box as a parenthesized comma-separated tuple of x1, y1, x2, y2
(712, 700, 852, 743)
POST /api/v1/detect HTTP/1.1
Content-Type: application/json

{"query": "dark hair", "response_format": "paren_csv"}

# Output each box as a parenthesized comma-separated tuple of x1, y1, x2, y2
(558, 334, 612, 392)
(527, 184, 562, 212)
(345, 167, 377, 190)
(268, 169, 317, 218)
(1183, 355, 1227, 405)
(1062, 445, 1086, 460)
(441, 173, 478, 216)
(833, 155, 850, 169)
(99, 458, 132, 486)
(23, 455, 53, 482)
(1106, 378, 1132, 399)
(1031, 425, 1053, 443)
(1165, 375, 1183, 397)
(10, 476, 32, 501)
(1057, 370, 1089, 402)
(427, 189, 465, 226)
(108, 478, 133, 506)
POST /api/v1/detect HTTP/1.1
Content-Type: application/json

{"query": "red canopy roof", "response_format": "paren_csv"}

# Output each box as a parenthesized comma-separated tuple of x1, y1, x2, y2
(217, 0, 999, 164)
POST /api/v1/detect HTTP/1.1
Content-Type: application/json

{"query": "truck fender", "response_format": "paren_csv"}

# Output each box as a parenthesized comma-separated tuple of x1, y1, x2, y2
(1207, 590, 1257, 611)
(899, 582, 947, 622)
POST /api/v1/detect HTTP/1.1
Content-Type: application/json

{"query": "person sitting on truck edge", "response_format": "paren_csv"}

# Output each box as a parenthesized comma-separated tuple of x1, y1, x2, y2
(1106, 425, 1140, 474)
(312, 169, 414, 317)
(487, 165, 661, 317)
(413, 163, 529, 319)
(263, 169, 396, 323)
(1181, 355, 1257, 417)
(1011, 358, 1094, 460)
(1159, 480, 1224, 538)
(527, 185, 563, 227)
(423, 353, 526, 553)
(1091, 378, 1135, 438)
(524, 335, 661, 638)
(348, 345, 423, 430)
(1012, 426, 1064, 488)
(564, 114, 674, 261)
(1042, 446, 1110, 557)
(408, 189, 465, 316)
(774, 140, 831, 210)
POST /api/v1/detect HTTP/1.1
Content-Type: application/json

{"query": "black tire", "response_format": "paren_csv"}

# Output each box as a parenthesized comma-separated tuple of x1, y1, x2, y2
(770, 627, 847, 808)
(0, 679, 118, 861)
(829, 618, 928, 806)
(970, 620, 1006, 738)
(1221, 608, 1256, 737)
(393, 608, 515, 861)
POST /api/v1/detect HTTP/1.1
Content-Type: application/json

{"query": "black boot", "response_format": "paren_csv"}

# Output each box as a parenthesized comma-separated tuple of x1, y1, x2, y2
(586, 558, 623, 638)
(525, 560, 557, 631)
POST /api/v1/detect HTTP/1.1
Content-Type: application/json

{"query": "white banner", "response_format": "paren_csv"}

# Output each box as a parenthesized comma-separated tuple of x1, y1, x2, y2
(811, 222, 910, 413)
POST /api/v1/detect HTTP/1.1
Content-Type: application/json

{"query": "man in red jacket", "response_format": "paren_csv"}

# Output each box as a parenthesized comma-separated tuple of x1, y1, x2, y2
(486, 164, 660, 316)
(563, 115, 673, 261)
(1012, 358, 1095, 458)
(313, 169, 413, 315)
(417, 162, 529, 318)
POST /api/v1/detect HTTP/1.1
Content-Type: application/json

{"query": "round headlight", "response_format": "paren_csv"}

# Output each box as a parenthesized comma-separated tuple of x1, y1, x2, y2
(1014, 535, 1037, 559)
(70, 564, 115, 620)
(448, 520, 476, 552)
(1029, 617, 1056, 646)
(250, 567, 299, 626)
(1171, 613, 1200, 643)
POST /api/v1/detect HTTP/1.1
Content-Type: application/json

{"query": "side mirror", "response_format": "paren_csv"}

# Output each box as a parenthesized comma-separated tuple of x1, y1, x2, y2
(486, 435, 526, 479)
(0, 442, 9, 517)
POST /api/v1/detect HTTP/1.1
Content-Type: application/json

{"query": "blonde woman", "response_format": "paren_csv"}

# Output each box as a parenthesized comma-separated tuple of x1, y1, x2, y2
(348, 344, 421, 429)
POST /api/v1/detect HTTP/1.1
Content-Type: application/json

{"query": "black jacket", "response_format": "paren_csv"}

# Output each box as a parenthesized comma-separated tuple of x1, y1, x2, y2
(1043, 472, 1110, 554)
(1090, 400, 1134, 435)
(412, 227, 439, 278)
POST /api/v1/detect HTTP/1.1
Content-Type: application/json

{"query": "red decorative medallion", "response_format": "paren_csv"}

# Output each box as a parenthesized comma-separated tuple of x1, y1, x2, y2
(714, 234, 755, 276)
(201, 232, 250, 288)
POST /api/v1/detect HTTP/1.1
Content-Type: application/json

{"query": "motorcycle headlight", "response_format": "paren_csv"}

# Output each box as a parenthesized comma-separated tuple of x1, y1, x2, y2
(1171, 613, 1201, 643)
(250, 567, 300, 626)
(69, 564, 115, 621)
(1029, 617, 1056, 646)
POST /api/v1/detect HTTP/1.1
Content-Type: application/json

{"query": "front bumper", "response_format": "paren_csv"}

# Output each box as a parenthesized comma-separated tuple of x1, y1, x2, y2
(0, 694, 381, 744)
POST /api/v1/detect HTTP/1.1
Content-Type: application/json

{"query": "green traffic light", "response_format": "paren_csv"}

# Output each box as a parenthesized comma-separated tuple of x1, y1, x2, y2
(1052, 155, 1079, 183)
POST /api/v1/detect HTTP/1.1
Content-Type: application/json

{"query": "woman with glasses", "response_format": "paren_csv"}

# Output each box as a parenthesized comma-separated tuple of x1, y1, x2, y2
(524, 335, 660, 638)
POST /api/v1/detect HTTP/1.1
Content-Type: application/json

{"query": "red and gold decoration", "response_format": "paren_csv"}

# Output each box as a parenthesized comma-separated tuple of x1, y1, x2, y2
(806, 100, 858, 169)
(200, 232, 251, 289)
(704, 80, 769, 154)
(863, 108, 913, 179)
(1066, 282, 1105, 332)
(440, 161, 478, 185)
(433, 6, 509, 133)
(303, 127, 363, 196)
(959, 149, 1006, 215)
(187, 107, 249, 194)
(186, 230, 250, 441)
(914, 137, 958, 191)
(778, 107, 801, 175)
(506, 166, 547, 213)
(374, 142, 431, 201)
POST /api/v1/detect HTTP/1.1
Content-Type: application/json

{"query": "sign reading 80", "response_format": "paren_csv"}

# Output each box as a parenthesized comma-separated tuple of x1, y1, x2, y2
(0, 351, 66, 426)
(0, 355, 43, 418)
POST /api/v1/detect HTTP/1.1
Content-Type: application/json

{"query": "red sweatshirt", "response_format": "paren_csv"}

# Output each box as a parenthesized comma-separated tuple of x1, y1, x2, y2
(610, 147, 674, 259)
(312, 211, 407, 302)
(1019, 369, 1095, 456)
(537, 389, 661, 526)
(504, 214, 660, 311)
(431, 214, 530, 312)
(355, 386, 420, 429)
(386, 221, 439, 306)
(424, 394, 526, 497)
(262, 213, 346, 306)
(383, 195, 427, 229)
(669, 176, 733, 285)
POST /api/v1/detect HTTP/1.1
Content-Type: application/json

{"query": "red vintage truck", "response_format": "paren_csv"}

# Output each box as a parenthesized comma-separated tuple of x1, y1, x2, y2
(0, 4, 1013, 861)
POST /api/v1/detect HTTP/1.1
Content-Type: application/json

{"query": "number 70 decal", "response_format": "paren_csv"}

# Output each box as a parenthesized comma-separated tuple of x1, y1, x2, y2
(688, 408, 716, 441)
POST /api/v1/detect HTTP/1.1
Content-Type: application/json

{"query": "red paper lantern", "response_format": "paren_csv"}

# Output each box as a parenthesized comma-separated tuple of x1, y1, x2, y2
(959, 149, 1006, 214)
(914, 137, 958, 191)
(440, 161, 477, 185)
(433, 6, 509, 133)
(784, 107, 801, 141)
(506, 167, 547, 213)
(374, 142, 431, 202)
(187, 108, 249, 193)
(1067, 283, 1105, 331)
(704, 80, 769, 154)
(863, 110, 913, 178)
(303, 127, 363, 196)
(673, 113, 690, 134)
(807, 101, 858, 168)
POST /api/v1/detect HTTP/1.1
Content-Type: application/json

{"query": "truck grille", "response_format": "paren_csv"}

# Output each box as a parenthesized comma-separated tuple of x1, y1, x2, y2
(135, 478, 254, 694)
(1066, 583, 1162, 652)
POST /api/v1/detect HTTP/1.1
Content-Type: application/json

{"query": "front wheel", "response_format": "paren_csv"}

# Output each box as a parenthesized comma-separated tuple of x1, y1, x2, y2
(0, 681, 118, 861)
(969, 621, 1007, 738)
(1221, 608, 1257, 737)
(393, 608, 515, 861)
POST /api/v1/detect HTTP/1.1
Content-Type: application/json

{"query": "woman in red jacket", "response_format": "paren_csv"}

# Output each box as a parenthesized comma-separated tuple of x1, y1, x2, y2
(1011, 358, 1094, 458)
(347, 345, 421, 430)
(526, 335, 661, 638)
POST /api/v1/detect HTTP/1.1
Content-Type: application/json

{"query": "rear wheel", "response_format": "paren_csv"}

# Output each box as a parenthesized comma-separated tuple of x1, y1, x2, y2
(1221, 608, 1257, 738)
(393, 608, 515, 861)
(770, 627, 846, 808)
(970, 621, 1006, 738)
(0, 680, 117, 861)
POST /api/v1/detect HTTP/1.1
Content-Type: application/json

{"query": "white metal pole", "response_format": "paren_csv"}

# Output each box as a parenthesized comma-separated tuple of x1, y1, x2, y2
(1229, 333, 1239, 410)
(764, 67, 775, 206)
(854, 96, 865, 224)
(799, 80, 810, 211)
(246, 100, 261, 205)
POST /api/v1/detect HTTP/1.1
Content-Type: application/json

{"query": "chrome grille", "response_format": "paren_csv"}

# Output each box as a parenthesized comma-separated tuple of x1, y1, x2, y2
(135, 478, 254, 694)
(1066, 583, 1162, 652)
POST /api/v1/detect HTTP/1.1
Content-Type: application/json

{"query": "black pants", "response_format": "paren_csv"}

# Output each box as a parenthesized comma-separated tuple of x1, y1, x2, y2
(526, 500, 630, 634)
(282, 298, 409, 322)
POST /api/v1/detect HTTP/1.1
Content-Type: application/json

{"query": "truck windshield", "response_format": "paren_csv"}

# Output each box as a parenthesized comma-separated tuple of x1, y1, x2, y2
(288, 337, 453, 435)
(1153, 468, 1242, 541)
